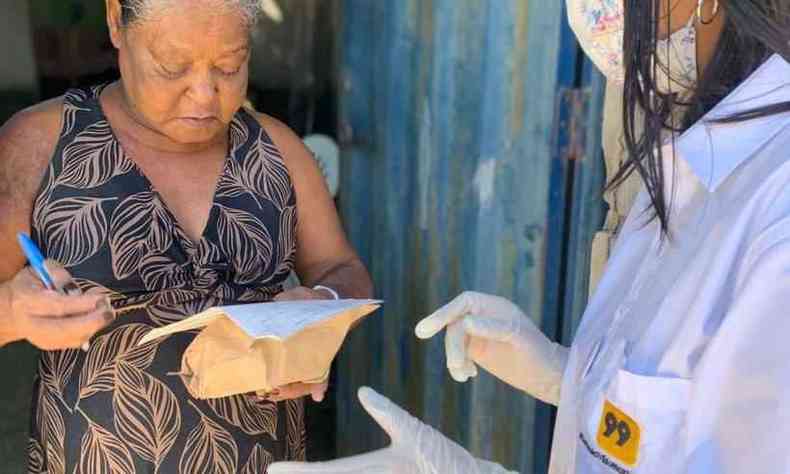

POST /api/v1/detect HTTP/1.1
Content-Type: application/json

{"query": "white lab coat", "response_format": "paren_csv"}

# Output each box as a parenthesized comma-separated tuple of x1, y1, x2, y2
(549, 54, 790, 474)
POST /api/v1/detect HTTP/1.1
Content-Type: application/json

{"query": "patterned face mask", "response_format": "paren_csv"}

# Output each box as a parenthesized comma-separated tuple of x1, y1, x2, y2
(567, 0, 699, 95)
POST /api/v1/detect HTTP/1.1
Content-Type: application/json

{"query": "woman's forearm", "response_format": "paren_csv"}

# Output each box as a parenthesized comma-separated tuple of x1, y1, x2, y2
(303, 258, 373, 299)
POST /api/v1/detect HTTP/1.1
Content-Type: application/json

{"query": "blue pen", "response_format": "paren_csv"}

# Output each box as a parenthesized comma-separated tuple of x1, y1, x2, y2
(17, 233, 59, 292)
(18, 233, 93, 351)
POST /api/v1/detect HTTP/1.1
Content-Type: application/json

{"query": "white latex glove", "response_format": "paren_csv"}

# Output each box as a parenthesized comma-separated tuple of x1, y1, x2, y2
(268, 387, 517, 474)
(415, 292, 569, 406)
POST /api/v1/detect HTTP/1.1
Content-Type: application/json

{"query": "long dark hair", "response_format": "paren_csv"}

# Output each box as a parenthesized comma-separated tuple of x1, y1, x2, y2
(611, 0, 790, 233)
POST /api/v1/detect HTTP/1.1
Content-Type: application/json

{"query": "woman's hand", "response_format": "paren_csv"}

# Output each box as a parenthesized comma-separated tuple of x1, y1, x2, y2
(0, 261, 114, 350)
(254, 285, 335, 403)
(254, 380, 329, 403)
(415, 292, 569, 405)
(274, 286, 336, 302)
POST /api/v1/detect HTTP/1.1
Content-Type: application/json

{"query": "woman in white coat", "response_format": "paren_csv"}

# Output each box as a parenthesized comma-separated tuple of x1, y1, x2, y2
(271, 0, 790, 472)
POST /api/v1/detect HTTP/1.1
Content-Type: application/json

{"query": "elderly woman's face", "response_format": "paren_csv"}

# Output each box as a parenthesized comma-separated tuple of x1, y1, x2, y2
(109, 1, 250, 145)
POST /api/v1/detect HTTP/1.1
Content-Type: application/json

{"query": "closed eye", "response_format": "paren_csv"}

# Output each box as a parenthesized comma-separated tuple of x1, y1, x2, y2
(219, 67, 242, 77)
(159, 64, 188, 79)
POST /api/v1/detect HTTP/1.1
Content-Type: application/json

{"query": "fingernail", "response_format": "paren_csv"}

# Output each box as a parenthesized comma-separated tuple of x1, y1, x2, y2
(81, 341, 90, 352)
(97, 298, 115, 322)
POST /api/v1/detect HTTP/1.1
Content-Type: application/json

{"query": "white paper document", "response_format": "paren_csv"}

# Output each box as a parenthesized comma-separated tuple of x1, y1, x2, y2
(223, 299, 382, 340)
(140, 298, 382, 345)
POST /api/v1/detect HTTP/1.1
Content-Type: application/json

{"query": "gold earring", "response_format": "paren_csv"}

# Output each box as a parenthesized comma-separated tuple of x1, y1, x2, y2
(697, 0, 721, 25)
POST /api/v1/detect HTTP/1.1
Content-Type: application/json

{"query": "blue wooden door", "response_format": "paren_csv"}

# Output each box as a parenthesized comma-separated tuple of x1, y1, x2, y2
(334, 1, 607, 472)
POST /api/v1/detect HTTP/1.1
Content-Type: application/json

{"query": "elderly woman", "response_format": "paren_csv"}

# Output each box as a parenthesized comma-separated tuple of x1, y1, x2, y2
(0, 0, 372, 472)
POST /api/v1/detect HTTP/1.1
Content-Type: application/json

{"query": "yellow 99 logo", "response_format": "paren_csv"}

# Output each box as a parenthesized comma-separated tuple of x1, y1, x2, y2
(596, 400, 641, 467)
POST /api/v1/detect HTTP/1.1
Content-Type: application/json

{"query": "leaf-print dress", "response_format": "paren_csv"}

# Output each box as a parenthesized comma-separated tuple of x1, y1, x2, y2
(27, 85, 305, 474)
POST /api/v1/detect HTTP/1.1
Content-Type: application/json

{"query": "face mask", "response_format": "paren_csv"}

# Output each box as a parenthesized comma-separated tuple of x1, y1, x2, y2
(567, 0, 698, 95)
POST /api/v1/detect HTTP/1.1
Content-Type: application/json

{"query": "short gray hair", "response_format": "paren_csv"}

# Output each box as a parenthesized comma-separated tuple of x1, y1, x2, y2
(119, 0, 262, 27)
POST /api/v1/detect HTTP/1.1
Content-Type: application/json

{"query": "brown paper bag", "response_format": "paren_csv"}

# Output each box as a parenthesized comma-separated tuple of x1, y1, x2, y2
(140, 300, 380, 399)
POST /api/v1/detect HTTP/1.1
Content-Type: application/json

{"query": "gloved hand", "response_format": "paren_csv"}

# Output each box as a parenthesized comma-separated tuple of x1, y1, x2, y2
(415, 292, 569, 405)
(268, 387, 517, 474)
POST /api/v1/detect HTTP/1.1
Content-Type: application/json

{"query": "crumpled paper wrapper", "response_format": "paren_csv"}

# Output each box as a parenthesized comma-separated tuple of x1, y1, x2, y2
(175, 303, 378, 399)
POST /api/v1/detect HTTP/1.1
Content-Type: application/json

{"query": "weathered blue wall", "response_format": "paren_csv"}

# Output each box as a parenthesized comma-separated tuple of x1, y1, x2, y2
(334, 1, 606, 472)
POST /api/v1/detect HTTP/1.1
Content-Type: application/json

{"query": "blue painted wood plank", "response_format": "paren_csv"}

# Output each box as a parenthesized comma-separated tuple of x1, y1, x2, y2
(334, 1, 606, 472)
